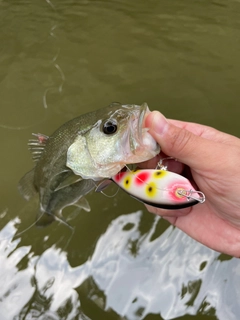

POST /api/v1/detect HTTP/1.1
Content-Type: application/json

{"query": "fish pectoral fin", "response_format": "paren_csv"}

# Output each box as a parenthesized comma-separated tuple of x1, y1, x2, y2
(43, 179, 95, 224)
(54, 173, 83, 192)
(72, 196, 90, 212)
(18, 169, 37, 201)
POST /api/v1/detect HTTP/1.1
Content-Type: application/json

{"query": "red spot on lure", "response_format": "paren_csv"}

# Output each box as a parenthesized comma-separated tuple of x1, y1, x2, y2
(114, 171, 126, 183)
(135, 171, 151, 185)
(112, 169, 205, 209)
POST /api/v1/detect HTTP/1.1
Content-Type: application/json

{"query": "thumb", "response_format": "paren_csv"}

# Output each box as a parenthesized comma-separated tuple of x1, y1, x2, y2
(145, 111, 222, 172)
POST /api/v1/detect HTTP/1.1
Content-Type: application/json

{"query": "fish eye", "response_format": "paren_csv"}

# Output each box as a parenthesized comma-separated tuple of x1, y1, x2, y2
(102, 119, 118, 135)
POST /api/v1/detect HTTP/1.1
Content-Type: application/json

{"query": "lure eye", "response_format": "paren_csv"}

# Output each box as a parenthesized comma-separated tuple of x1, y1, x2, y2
(102, 120, 118, 135)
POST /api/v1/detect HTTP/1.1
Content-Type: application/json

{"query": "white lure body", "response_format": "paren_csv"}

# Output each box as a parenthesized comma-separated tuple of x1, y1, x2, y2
(112, 169, 205, 209)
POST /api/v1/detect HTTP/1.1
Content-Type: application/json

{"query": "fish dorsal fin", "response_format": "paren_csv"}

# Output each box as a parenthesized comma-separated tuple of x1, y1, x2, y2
(28, 133, 49, 162)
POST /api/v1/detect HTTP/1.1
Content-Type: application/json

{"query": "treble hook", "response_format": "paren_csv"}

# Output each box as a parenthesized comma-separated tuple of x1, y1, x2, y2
(156, 157, 177, 171)
(177, 189, 206, 204)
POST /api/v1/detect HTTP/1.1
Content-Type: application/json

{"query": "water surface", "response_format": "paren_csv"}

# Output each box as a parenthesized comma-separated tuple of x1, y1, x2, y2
(0, 0, 240, 319)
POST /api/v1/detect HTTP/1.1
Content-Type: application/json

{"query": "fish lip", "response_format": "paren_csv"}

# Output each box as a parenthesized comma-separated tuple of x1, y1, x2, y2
(137, 103, 149, 142)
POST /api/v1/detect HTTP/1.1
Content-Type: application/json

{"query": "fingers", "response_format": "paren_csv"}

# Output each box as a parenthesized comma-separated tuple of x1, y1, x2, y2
(163, 205, 240, 258)
(144, 111, 225, 172)
(146, 201, 240, 257)
(168, 119, 240, 145)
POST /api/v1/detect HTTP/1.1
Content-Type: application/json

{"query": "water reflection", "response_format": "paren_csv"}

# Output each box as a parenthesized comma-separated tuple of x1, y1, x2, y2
(0, 218, 35, 319)
(1, 212, 240, 319)
(1, 0, 240, 319)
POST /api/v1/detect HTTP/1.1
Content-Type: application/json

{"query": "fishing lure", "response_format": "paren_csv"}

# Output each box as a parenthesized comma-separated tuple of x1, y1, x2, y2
(112, 169, 205, 209)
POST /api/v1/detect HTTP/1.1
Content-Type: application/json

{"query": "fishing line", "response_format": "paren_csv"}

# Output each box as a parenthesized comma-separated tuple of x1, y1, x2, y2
(114, 165, 184, 196)
(124, 160, 192, 195)
(94, 163, 136, 198)
(0, 111, 49, 131)
(45, 0, 55, 11)
(0, 209, 46, 241)
(0, 204, 75, 242)
(62, 226, 75, 252)
(99, 188, 120, 198)
(94, 180, 120, 198)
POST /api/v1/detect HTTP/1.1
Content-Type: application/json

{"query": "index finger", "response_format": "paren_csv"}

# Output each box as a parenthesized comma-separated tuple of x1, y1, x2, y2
(168, 119, 239, 145)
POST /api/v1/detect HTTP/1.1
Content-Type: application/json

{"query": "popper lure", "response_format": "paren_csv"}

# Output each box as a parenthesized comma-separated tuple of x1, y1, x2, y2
(112, 169, 205, 209)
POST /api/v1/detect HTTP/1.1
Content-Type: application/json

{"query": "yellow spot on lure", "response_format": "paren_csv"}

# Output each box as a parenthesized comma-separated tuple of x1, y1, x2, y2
(112, 169, 205, 209)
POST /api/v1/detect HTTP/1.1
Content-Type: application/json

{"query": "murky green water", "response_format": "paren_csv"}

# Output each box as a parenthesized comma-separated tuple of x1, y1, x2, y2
(1, 0, 240, 319)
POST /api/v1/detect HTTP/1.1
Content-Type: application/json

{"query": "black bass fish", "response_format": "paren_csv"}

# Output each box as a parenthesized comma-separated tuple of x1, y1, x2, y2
(18, 103, 160, 225)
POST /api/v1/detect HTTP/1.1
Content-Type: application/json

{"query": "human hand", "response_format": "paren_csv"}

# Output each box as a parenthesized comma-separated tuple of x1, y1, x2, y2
(141, 111, 240, 257)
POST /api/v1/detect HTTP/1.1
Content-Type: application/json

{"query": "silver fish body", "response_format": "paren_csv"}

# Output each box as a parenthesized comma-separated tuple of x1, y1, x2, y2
(19, 103, 159, 225)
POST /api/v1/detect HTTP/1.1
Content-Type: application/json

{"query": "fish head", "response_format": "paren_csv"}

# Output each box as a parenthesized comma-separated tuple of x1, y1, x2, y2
(67, 103, 160, 180)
